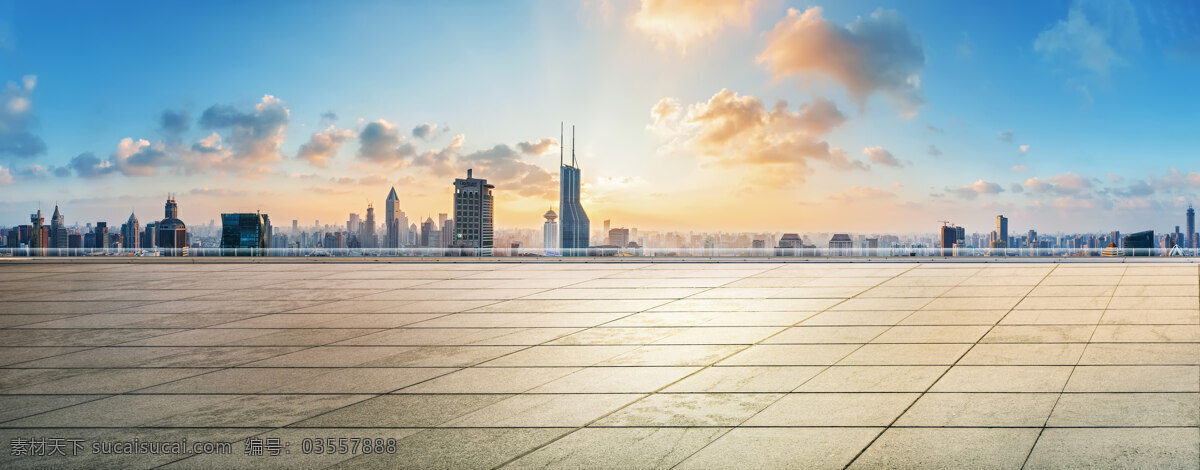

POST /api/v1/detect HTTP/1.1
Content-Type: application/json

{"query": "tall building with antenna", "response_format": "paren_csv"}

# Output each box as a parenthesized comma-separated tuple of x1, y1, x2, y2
(559, 123, 590, 256)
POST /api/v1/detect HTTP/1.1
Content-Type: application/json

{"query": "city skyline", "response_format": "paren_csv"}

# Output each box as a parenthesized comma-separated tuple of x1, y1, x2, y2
(3, 1, 1200, 232)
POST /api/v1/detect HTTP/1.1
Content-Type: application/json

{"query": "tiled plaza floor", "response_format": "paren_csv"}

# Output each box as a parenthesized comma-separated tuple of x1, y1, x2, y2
(1, 259, 1199, 468)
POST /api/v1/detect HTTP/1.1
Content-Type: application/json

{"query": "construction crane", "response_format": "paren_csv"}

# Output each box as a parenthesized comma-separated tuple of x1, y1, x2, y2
(937, 220, 953, 227)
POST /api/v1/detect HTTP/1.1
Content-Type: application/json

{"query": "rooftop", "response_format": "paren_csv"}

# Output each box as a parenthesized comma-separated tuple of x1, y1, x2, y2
(2, 259, 1199, 468)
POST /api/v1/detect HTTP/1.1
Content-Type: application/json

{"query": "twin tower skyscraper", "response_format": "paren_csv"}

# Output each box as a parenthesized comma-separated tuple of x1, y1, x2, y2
(559, 123, 590, 256)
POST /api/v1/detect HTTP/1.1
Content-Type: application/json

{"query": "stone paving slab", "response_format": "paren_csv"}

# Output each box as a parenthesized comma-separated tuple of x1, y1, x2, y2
(0, 260, 1198, 468)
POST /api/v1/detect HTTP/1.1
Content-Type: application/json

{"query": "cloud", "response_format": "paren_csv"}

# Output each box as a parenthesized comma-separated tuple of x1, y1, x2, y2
(12, 164, 68, 180)
(110, 138, 170, 176)
(320, 111, 338, 123)
(1023, 172, 1094, 195)
(927, 144, 942, 157)
(0, 165, 11, 185)
(829, 185, 895, 201)
(516, 137, 559, 155)
(758, 7, 925, 114)
(630, 0, 758, 52)
(159, 109, 190, 136)
(651, 98, 682, 126)
(925, 124, 944, 134)
(0, 74, 47, 158)
(297, 126, 356, 168)
(1010, 183, 1025, 193)
(651, 89, 863, 179)
(358, 174, 387, 185)
(1019, 144, 1030, 153)
(1113, 179, 1154, 197)
(412, 123, 442, 139)
(357, 119, 417, 166)
(1034, 0, 1141, 77)
(198, 94, 290, 167)
(457, 143, 556, 198)
(189, 187, 248, 197)
(863, 146, 902, 167)
(947, 179, 1004, 199)
(414, 133, 465, 177)
(68, 152, 113, 178)
(998, 130, 1014, 143)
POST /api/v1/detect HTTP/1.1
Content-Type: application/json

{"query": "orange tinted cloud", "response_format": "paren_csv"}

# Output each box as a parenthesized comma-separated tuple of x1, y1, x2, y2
(758, 7, 925, 114)
(630, 0, 758, 52)
(653, 89, 863, 177)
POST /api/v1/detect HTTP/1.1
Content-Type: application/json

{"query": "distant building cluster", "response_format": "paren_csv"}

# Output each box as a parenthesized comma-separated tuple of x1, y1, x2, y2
(6, 125, 1200, 258)
(4, 197, 190, 256)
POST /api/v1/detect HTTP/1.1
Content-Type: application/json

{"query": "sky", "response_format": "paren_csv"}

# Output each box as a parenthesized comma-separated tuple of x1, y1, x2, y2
(2, 0, 1200, 235)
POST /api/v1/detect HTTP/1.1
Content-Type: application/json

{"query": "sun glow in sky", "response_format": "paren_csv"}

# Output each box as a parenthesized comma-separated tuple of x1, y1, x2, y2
(2, 0, 1200, 234)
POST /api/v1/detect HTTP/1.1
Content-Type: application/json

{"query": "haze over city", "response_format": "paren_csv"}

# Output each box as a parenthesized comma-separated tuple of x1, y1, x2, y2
(2, 0, 1199, 233)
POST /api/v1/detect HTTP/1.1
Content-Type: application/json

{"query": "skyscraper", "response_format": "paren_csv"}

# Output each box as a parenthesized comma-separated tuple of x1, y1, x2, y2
(420, 217, 440, 248)
(94, 222, 108, 250)
(453, 168, 494, 256)
(992, 215, 1008, 249)
(220, 212, 269, 255)
(559, 124, 590, 256)
(441, 219, 454, 249)
(1124, 230, 1154, 257)
(29, 210, 44, 256)
(609, 227, 630, 248)
(49, 205, 67, 251)
(939, 223, 957, 255)
(158, 195, 188, 256)
(121, 212, 140, 250)
(386, 187, 402, 248)
(142, 223, 157, 249)
(543, 208, 558, 252)
(1188, 205, 1195, 249)
(364, 204, 377, 248)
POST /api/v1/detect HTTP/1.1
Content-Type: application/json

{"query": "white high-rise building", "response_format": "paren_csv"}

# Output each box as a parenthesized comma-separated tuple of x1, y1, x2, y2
(543, 209, 558, 252)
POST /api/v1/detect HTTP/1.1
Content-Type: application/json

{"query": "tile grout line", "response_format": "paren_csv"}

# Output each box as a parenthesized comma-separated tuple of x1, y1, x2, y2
(150, 265, 531, 468)
(281, 263, 678, 468)
(1018, 264, 1119, 469)
(659, 263, 927, 469)
(485, 262, 806, 469)
(842, 263, 1058, 469)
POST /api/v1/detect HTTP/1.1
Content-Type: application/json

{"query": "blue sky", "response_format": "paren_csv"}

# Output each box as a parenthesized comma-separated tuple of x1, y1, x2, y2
(2, 0, 1200, 233)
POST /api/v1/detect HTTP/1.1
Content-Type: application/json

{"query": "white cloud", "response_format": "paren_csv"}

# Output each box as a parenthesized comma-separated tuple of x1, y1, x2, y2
(1034, 0, 1142, 77)
(0, 74, 46, 158)
(947, 179, 1004, 199)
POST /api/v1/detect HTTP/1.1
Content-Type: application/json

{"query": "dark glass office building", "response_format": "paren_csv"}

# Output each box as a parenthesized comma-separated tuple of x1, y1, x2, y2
(221, 213, 269, 255)
(1123, 230, 1154, 257)
(559, 126, 589, 256)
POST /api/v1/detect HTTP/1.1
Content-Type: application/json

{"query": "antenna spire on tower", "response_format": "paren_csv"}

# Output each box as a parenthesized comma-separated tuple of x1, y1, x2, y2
(571, 125, 577, 167)
(559, 122, 564, 167)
